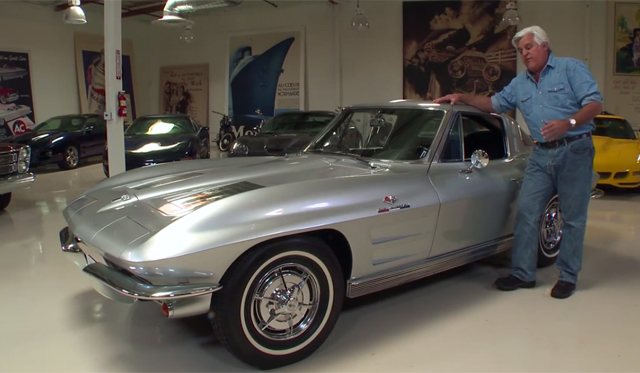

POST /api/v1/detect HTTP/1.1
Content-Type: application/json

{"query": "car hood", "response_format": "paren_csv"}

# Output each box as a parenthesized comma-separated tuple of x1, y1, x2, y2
(593, 136, 640, 165)
(0, 143, 24, 152)
(5, 130, 65, 144)
(124, 133, 193, 152)
(63, 154, 402, 262)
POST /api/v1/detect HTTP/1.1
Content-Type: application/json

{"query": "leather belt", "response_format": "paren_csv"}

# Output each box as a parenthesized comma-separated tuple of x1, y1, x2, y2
(535, 132, 591, 149)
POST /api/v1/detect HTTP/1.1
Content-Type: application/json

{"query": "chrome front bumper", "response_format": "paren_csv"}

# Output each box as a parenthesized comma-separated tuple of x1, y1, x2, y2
(0, 172, 34, 195)
(59, 226, 223, 303)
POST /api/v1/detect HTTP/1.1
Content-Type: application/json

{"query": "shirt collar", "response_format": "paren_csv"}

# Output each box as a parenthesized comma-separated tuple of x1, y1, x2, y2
(526, 53, 554, 81)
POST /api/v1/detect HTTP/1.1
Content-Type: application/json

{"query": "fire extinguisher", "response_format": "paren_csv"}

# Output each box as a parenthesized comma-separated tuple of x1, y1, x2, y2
(117, 91, 127, 118)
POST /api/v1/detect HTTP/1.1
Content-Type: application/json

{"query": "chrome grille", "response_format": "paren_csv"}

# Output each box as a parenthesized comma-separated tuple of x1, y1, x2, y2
(0, 151, 18, 177)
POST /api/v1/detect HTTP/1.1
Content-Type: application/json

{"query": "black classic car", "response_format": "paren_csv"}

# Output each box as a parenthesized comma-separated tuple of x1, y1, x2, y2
(4, 114, 106, 170)
(102, 114, 210, 177)
(228, 110, 336, 156)
(0, 143, 34, 210)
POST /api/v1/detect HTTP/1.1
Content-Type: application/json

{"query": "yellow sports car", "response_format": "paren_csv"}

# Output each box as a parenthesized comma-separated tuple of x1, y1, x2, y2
(592, 111, 640, 189)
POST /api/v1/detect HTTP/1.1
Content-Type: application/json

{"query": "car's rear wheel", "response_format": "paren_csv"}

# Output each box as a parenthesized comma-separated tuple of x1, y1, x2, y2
(537, 195, 562, 268)
(59, 145, 80, 170)
(210, 237, 344, 370)
(0, 193, 11, 211)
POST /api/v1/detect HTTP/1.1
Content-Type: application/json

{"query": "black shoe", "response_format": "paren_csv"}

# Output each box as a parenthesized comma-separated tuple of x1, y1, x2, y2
(551, 280, 576, 299)
(494, 275, 536, 291)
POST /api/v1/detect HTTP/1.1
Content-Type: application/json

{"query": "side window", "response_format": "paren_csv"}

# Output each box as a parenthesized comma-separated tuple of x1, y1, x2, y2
(441, 113, 506, 161)
(84, 117, 98, 127)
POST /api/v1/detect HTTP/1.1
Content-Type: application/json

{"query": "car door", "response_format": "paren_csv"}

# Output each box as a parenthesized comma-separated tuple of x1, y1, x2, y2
(80, 116, 104, 156)
(427, 111, 525, 258)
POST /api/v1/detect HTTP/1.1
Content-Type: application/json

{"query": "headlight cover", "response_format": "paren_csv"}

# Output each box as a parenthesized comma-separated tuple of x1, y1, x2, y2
(231, 141, 248, 155)
(18, 146, 31, 173)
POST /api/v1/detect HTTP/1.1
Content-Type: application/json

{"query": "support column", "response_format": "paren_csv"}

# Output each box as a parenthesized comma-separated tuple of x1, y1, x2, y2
(104, 0, 126, 176)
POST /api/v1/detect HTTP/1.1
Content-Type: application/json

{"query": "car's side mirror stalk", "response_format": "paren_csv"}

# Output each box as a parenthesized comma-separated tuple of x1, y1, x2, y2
(460, 149, 489, 174)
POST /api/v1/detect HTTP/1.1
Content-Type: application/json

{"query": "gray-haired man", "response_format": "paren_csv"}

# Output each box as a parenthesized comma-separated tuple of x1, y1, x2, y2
(435, 25, 603, 299)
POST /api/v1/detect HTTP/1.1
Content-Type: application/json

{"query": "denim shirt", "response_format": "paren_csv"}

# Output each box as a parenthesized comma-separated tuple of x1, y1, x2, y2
(490, 54, 603, 143)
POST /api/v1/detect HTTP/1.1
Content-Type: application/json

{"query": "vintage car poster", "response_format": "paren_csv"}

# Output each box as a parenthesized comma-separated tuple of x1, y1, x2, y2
(226, 27, 306, 137)
(403, 0, 518, 103)
(0, 50, 36, 140)
(74, 32, 138, 123)
(159, 64, 209, 125)
(614, 2, 640, 75)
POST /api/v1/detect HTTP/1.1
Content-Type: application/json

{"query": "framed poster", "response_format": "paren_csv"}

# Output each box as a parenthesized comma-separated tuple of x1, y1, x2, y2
(74, 32, 138, 123)
(403, 0, 518, 104)
(613, 2, 640, 75)
(225, 26, 306, 137)
(159, 63, 209, 126)
(0, 49, 36, 140)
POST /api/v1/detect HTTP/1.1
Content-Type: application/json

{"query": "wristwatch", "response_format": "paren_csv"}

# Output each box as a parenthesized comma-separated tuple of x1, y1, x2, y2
(569, 118, 577, 128)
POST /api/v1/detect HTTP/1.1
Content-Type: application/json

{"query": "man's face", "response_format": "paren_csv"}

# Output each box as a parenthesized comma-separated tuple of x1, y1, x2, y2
(517, 33, 549, 74)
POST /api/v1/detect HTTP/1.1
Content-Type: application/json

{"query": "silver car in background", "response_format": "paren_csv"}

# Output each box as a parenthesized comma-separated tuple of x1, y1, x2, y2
(59, 100, 601, 369)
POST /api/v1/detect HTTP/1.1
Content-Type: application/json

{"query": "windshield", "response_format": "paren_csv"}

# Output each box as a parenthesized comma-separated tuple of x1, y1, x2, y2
(260, 112, 335, 135)
(33, 116, 86, 132)
(125, 116, 195, 135)
(593, 117, 637, 140)
(307, 107, 446, 161)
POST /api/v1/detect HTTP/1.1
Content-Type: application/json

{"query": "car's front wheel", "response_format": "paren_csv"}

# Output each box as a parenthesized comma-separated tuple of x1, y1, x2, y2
(537, 195, 562, 268)
(210, 237, 344, 370)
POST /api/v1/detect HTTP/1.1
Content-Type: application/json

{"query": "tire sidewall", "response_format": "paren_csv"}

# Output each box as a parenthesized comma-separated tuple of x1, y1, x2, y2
(216, 238, 344, 368)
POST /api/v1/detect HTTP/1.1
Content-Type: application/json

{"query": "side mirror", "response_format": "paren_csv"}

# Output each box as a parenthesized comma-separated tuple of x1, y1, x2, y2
(460, 149, 489, 174)
(83, 126, 94, 133)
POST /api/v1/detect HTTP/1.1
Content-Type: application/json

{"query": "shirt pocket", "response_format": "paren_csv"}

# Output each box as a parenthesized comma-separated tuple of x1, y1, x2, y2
(546, 83, 572, 107)
(519, 92, 533, 116)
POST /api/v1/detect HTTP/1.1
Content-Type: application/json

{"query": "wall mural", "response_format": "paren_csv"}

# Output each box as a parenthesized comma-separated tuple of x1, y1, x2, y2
(159, 64, 209, 126)
(74, 32, 138, 124)
(614, 2, 640, 75)
(403, 0, 518, 103)
(216, 27, 305, 152)
(0, 50, 35, 140)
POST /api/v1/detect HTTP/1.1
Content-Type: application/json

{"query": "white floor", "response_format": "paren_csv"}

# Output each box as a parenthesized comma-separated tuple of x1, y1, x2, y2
(2, 159, 640, 372)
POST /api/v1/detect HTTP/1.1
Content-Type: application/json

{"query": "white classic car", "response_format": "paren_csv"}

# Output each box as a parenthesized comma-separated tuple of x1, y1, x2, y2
(59, 100, 601, 369)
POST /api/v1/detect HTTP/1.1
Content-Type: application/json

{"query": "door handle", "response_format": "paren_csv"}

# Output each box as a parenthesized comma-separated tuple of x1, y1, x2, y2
(511, 177, 523, 183)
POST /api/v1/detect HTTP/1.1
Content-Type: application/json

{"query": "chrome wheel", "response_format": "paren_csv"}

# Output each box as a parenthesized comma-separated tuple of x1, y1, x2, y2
(539, 196, 562, 257)
(65, 146, 79, 168)
(250, 263, 320, 341)
(211, 238, 344, 369)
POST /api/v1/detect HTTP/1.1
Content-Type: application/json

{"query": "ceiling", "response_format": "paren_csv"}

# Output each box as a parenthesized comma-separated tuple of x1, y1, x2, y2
(20, 0, 338, 20)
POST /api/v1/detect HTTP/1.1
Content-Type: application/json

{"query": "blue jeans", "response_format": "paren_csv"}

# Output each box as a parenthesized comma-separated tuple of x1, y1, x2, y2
(511, 136, 595, 284)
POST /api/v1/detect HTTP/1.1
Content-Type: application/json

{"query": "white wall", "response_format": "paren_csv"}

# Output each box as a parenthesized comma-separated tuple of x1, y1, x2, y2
(0, 1, 156, 123)
(142, 0, 609, 129)
(0, 0, 611, 130)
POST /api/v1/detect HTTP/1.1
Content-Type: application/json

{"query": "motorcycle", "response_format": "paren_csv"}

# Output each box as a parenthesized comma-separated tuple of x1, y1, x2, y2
(212, 108, 266, 152)
(212, 110, 234, 152)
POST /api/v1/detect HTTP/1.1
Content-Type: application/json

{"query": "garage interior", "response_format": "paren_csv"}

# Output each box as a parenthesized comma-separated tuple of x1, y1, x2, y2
(1, 0, 640, 371)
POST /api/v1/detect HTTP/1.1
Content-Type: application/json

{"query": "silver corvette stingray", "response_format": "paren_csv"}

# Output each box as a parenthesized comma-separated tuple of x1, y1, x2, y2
(59, 100, 602, 369)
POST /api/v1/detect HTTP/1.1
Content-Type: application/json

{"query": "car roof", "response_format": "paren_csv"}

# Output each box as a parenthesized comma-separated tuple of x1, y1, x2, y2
(596, 111, 625, 120)
(275, 110, 336, 116)
(346, 99, 487, 114)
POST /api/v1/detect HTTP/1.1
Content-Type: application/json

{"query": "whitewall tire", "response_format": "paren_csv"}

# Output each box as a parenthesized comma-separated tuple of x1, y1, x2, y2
(210, 237, 345, 369)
